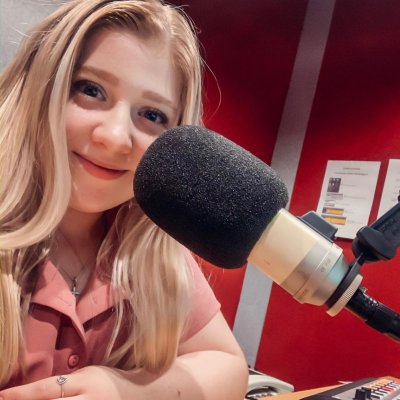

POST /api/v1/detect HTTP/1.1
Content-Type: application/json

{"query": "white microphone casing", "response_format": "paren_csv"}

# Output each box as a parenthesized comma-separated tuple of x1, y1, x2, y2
(248, 209, 362, 315)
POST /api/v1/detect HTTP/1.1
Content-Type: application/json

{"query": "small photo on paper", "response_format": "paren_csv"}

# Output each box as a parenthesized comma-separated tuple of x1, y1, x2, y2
(327, 177, 341, 193)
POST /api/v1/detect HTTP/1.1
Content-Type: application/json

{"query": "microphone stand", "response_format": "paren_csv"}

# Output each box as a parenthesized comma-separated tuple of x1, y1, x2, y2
(328, 202, 400, 341)
(300, 202, 400, 341)
(346, 286, 400, 342)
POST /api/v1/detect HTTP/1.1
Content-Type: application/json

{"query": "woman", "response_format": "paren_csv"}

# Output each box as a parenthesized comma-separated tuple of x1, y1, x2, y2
(0, 0, 248, 398)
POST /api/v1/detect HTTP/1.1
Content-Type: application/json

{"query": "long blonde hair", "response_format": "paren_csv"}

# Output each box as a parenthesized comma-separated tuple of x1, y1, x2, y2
(0, 0, 203, 386)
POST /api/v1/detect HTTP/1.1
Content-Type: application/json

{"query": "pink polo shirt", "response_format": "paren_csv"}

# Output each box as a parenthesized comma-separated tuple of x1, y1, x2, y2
(5, 256, 220, 388)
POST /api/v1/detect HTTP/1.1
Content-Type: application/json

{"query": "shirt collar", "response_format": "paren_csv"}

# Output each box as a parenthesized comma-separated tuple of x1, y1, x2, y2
(31, 260, 116, 330)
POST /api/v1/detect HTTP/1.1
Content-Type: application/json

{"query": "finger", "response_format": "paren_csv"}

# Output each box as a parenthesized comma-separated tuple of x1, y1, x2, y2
(55, 375, 69, 399)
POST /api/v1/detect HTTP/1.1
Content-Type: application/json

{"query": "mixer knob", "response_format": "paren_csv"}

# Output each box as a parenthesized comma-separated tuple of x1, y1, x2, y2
(354, 389, 368, 400)
(361, 387, 372, 399)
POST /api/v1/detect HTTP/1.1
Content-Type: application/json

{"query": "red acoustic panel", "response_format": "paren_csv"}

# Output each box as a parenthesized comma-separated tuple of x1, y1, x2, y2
(256, 0, 400, 390)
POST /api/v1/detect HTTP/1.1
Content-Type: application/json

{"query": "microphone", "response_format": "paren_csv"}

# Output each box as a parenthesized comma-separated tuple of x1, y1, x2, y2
(133, 125, 359, 315)
(134, 125, 400, 340)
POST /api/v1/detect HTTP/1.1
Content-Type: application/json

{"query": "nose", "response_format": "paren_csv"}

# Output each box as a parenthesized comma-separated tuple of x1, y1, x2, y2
(91, 103, 133, 154)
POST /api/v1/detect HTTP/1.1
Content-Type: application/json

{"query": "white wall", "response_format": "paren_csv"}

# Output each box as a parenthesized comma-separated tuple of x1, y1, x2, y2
(0, 0, 62, 70)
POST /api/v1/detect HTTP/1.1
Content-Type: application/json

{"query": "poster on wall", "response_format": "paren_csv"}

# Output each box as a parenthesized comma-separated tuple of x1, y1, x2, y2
(377, 159, 400, 218)
(316, 160, 381, 239)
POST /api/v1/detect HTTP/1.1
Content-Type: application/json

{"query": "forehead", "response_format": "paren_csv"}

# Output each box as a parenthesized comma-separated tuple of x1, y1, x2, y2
(76, 28, 181, 105)
(79, 27, 169, 71)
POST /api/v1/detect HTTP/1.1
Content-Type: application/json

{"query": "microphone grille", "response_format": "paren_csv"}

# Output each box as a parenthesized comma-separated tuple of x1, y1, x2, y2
(134, 125, 289, 268)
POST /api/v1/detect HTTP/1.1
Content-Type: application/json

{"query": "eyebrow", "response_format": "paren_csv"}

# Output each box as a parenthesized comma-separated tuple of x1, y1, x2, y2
(142, 91, 179, 113)
(77, 65, 119, 85)
(76, 65, 179, 112)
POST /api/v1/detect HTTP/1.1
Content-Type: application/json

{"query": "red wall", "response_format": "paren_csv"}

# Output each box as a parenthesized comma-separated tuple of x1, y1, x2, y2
(173, 0, 400, 391)
(173, 0, 308, 327)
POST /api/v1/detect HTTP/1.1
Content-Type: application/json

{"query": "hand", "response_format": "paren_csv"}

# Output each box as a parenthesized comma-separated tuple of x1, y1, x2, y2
(0, 366, 137, 400)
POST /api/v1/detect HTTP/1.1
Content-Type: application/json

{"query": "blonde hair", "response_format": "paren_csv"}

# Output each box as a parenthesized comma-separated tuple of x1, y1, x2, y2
(0, 0, 203, 386)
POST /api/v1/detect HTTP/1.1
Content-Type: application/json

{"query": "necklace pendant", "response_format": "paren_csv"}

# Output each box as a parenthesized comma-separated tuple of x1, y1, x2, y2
(71, 277, 80, 297)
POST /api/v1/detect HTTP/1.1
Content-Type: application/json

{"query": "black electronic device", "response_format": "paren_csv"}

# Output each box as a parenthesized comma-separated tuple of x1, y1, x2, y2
(301, 377, 400, 400)
(245, 368, 294, 399)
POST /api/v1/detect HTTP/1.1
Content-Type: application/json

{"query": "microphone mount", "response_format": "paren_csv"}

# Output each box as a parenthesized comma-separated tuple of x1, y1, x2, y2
(301, 202, 400, 341)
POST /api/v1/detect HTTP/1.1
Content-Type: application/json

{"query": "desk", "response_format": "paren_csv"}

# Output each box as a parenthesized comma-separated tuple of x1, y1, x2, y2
(265, 377, 400, 400)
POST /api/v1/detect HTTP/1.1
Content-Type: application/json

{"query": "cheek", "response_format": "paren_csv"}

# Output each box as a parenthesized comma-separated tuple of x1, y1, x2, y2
(65, 104, 93, 148)
(66, 106, 81, 147)
(130, 132, 159, 168)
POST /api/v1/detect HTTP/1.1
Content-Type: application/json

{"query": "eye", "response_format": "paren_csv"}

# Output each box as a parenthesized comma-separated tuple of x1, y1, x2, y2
(72, 80, 105, 100)
(139, 108, 168, 125)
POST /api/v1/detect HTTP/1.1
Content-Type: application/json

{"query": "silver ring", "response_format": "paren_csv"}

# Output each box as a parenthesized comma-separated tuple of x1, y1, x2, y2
(56, 375, 68, 398)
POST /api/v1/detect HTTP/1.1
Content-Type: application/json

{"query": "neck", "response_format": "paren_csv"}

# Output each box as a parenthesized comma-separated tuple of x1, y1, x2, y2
(58, 208, 106, 247)
(50, 209, 107, 293)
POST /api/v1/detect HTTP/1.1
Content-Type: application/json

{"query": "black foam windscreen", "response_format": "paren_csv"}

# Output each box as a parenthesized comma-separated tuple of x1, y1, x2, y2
(134, 125, 289, 268)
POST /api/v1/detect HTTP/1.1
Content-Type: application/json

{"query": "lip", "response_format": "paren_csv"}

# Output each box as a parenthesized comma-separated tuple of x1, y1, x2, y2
(74, 153, 127, 180)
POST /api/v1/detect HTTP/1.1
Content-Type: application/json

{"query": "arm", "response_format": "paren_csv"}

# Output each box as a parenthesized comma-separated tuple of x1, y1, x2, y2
(125, 310, 249, 399)
(0, 311, 249, 400)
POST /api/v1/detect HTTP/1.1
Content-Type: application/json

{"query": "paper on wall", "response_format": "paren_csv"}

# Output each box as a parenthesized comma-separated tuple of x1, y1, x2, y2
(316, 160, 381, 239)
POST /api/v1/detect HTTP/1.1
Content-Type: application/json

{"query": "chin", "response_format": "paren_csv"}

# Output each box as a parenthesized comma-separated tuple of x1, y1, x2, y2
(69, 196, 130, 214)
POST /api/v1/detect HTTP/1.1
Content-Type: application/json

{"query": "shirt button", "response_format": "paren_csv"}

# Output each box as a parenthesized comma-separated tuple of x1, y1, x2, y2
(68, 354, 80, 368)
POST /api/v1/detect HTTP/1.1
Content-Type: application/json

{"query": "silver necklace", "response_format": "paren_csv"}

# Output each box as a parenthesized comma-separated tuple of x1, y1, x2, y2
(57, 231, 96, 297)
(57, 265, 86, 297)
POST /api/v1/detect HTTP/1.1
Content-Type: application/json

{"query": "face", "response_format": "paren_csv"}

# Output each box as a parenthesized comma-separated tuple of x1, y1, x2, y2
(66, 28, 181, 214)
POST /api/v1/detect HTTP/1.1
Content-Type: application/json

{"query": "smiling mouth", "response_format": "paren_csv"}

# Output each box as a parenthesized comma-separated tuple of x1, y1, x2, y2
(74, 153, 127, 180)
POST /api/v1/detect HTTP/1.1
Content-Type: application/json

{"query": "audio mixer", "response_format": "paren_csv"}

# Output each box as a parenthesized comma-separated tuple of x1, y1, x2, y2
(302, 377, 400, 400)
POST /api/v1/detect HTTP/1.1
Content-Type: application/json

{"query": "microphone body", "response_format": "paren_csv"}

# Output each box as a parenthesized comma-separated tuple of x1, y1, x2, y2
(248, 208, 350, 309)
